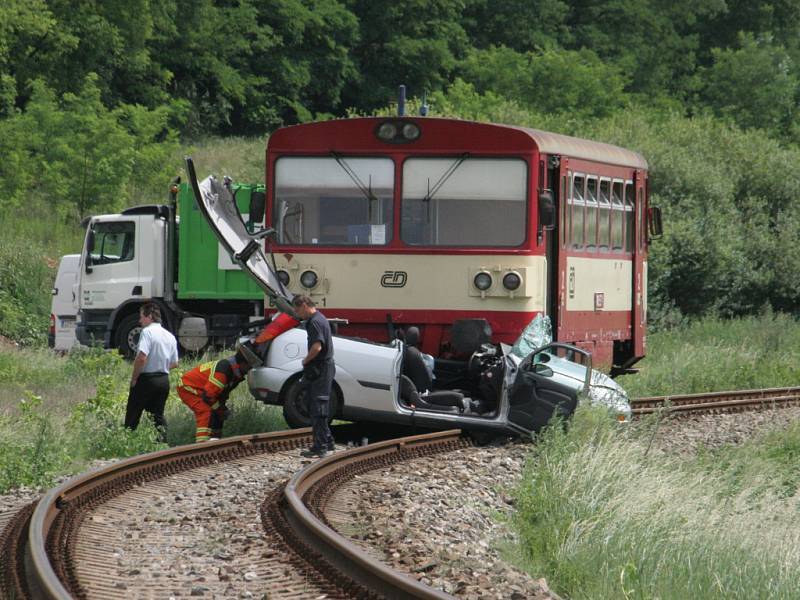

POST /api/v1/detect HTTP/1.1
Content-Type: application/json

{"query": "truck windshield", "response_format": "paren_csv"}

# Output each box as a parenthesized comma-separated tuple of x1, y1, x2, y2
(90, 221, 135, 264)
(274, 157, 394, 245)
(401, 158, 528, 246)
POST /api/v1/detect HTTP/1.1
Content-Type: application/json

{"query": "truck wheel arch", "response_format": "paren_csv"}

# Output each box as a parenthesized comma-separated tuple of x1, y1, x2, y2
(109, 299, 176, 358)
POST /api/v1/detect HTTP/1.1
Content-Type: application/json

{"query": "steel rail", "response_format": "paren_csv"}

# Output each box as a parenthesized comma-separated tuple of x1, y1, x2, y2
(24, 429, 312, 600)
(632, 386, 800, 415)
(283, 429, 466, 600)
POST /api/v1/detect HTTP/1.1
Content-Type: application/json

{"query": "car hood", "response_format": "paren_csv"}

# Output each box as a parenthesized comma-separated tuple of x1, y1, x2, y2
(185, 157, 296, 316)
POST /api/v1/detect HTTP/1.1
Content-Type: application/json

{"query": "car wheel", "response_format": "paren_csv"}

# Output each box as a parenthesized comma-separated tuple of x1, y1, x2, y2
(115, 313, 141, 359)
(282, 378, 339, 429)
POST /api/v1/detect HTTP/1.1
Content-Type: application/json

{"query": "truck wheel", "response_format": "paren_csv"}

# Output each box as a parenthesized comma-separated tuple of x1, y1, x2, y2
(115, 313, 141, 359)
(282, 378, 339, 429)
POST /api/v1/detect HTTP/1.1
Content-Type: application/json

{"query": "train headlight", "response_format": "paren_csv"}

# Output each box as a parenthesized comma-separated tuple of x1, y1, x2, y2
(502, 272, 521, 291)
(377, 122, 398, 141)
(473, 271, 493, 291)
(402, 122, 420, 140)
(277, 269, 290, 286)
(300, 270, 319, 289)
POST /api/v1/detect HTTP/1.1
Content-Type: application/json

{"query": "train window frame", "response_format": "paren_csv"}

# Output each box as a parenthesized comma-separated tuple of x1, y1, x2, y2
(585, 176, 598, 252)
(624, 182, 635, 253)
(598, 178, 611, 252)
(400, 156, 529, 248)
(611, 180, 624, 252)
(570, 173, 585, 250)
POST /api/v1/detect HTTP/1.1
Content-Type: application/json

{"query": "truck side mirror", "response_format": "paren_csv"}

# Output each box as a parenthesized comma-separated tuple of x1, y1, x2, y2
(85, 230, 95, 273)
(249, 191, 266, 225)
(648, 206, 663, 239)
(538, 190, 555, 231)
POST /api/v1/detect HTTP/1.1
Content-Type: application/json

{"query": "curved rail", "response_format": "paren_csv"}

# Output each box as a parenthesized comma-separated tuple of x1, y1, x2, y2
(3, 427, 479, 600)
(19, 429, 312, 599)
(282, 429, 469, 600)
(631, 386, 800, 416)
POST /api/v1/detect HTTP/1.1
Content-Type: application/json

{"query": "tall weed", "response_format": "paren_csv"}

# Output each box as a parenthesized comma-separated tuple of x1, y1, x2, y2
(513, 407, 800, 599)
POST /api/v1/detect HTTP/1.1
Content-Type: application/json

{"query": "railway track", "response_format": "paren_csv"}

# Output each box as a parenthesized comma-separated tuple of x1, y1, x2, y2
(0, 427, 474, 600)
(631, 386, 800, 416)
(4, 385, 797, 598)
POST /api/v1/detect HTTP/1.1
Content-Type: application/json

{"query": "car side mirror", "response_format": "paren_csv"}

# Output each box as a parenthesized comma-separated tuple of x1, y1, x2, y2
(533, 362, 553, 377)
(648, 206, 663, 240)
(538, 190, 555, 231)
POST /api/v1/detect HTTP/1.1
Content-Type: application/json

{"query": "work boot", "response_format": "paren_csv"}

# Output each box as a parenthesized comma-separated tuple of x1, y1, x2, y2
(300, 447, 328, 459)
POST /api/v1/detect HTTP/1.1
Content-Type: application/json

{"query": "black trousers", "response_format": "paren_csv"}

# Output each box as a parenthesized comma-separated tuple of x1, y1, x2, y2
(305, 360, 335, 451)
(125, 373, 170, 436)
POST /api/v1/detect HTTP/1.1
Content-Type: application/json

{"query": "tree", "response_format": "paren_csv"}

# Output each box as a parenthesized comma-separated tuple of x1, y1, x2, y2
(697, 33, 799, 137)
(459, 45, 629, 118)
(0, 0, 57, 116)
(342, 0, 470, 111)
(462, 0, 571, 52)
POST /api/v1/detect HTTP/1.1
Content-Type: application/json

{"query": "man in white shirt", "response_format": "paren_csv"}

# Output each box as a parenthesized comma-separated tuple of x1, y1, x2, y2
(125, 302, 179, 439)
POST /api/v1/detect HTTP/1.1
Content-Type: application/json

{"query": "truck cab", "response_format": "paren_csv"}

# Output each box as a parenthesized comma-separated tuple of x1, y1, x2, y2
(75, 183, 267, 357)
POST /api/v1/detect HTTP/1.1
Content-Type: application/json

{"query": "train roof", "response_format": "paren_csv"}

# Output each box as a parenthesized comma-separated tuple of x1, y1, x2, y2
(269, 117, 648, 170)
(510, 125, 648, 170)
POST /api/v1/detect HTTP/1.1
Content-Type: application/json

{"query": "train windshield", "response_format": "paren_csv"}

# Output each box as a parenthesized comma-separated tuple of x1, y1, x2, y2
(274, 157, 394, 245)
(401, 158, 527, 246)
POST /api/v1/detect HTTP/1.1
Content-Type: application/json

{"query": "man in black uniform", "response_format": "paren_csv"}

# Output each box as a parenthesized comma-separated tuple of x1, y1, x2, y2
(293, 295, 336, 458)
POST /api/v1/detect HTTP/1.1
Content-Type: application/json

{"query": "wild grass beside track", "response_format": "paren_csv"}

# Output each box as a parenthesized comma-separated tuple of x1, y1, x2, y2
(0, 346, 286, 492)
(616, 311, 800, 397)
(513, 407, 800, 599)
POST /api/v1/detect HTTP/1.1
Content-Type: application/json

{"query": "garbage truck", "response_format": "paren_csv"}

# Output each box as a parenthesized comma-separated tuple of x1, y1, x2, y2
(74, 179, 267, 357)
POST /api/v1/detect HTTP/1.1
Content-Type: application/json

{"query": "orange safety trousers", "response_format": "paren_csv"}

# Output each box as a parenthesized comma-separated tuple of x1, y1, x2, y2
(177, 386, 225, 443)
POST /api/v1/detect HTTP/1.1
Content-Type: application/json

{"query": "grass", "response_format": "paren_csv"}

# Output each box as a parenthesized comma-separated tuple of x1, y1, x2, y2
(512, 407, 800, 599)
(617, 311, 800, 397)
(176, 136, 267, 185)
(0, 345, 287, 492)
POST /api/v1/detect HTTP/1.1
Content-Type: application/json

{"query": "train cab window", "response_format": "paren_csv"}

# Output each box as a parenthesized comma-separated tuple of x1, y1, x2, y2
(570, 175, 585, 249)
(401, 158, 527, 246)
(274, 157, 394, 245)
(611, 181, 624, 252)
(598, 179, 611, 252)
(585, 177, 598, 251)
(624, 182, 635, 252)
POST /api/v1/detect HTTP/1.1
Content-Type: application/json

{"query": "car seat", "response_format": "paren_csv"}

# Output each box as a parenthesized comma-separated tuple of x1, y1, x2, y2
(401, 334, 466, 412)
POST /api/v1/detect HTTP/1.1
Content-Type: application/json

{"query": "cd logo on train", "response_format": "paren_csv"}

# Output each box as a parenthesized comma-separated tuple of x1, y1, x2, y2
(380, 271, 408, 288)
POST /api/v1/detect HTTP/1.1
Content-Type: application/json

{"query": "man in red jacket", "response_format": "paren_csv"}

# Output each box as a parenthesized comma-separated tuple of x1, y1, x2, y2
(177, 340, 262, 442)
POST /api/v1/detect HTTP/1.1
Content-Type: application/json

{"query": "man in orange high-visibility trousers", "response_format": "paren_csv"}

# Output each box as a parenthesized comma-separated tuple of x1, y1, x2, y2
(177, 340, 262, 442)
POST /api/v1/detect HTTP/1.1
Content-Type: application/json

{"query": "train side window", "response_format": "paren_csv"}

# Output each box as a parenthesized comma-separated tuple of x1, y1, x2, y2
(624, 182, 635, 253)
(570, 175, 585, 249)
(598, 179, 611, 252)
(585, 176, 598, 251)
(611, 181, 624, 252)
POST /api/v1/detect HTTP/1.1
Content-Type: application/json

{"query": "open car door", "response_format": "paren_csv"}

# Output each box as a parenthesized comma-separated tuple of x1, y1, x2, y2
(185, 157, 296, 317)
(507, 343, 591, 436)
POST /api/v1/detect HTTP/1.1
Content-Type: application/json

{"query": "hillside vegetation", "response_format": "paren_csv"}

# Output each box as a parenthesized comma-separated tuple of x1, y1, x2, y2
(4, 2, 800, 343)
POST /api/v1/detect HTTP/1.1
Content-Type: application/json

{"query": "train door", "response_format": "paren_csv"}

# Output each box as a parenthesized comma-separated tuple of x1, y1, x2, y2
(545, 156, 562, 325)
(631, 170, 646, 360)
(555, 159, 571, 343)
